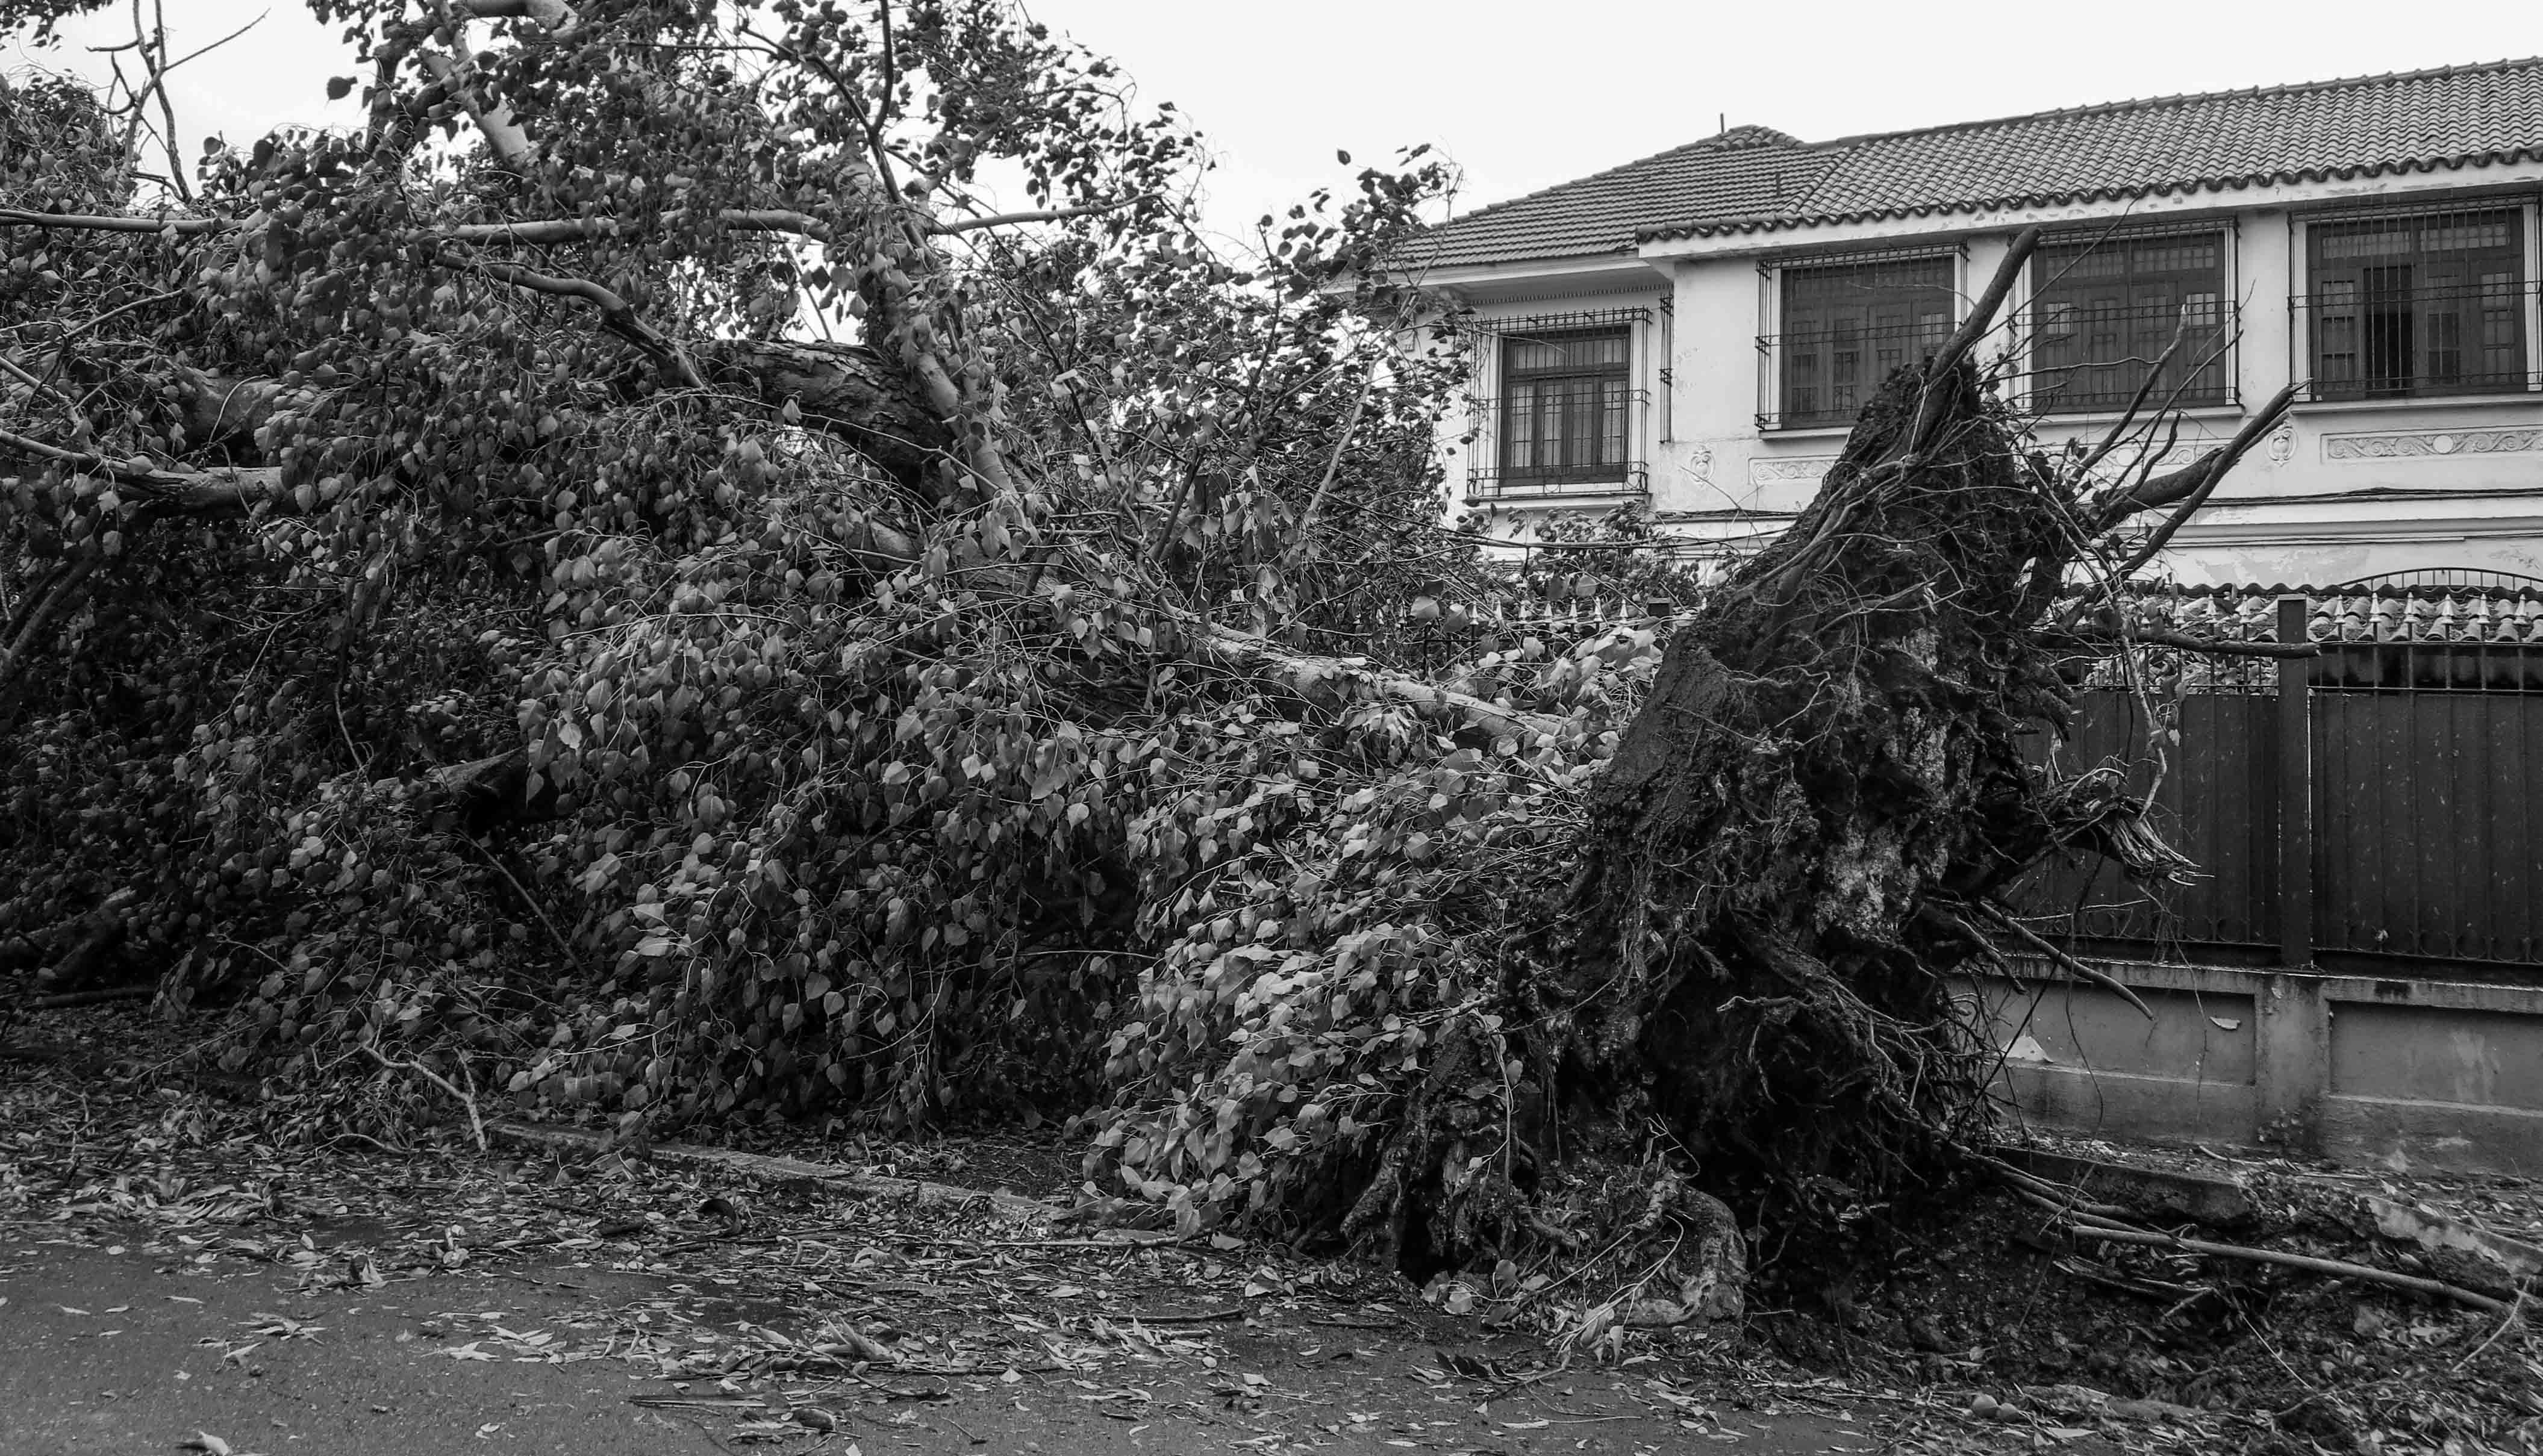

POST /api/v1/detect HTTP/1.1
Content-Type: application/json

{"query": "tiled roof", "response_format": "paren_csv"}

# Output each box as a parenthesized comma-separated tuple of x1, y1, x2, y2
(1406, 58, 2543, 269)
(1396, 126, 1823, 270)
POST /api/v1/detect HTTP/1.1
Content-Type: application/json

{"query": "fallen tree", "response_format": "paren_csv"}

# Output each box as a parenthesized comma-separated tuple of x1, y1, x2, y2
(0, 2, 1504, 1139)
(5, 1, 2288, 1321)
(1085, 234, 2297, 1313)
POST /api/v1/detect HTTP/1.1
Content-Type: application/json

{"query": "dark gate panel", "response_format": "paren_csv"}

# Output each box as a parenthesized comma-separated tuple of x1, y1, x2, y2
(2007, 585, 2543, 978)
(2017, 689, 2278, 953)
(2314, 686, 2543, 966)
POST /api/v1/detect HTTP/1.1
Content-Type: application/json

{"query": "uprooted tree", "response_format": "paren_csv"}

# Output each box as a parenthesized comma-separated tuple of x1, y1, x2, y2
(2, 0, 2295, 1321)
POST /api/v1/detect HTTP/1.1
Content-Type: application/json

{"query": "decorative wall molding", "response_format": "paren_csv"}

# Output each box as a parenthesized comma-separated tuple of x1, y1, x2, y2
(1750, 455, 1839, 485)
(1680, 444, 1714, 488)
(2323, 427, 2543, 462)
(2265, 423, 2298, 465)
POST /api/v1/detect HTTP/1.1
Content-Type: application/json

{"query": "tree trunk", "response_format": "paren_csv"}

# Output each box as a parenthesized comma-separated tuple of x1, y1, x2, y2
(1393, 241, 2294, 1257)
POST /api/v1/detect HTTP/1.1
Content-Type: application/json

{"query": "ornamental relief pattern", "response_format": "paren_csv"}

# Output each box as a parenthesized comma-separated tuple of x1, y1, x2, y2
(1750, 456, 1839, 484)
(2323, 428, 2543, 462)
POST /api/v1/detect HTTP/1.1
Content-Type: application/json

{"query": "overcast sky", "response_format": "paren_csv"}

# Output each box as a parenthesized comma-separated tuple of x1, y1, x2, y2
(12, 1, 2540, 247)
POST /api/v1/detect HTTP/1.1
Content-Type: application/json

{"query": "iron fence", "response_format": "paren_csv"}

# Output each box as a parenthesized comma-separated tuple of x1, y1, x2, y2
(2019, 584, 2543, 977)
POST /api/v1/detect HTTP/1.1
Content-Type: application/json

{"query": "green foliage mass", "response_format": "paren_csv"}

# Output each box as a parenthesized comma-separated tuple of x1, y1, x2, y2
(0, 2, 1701, 1251)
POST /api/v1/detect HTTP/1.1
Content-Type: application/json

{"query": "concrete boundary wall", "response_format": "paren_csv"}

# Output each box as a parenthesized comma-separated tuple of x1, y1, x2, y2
(1973, 959, 2543, 1175)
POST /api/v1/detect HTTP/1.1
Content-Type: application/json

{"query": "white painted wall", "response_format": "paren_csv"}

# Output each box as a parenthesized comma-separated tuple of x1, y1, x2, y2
(1438, 159, 2543, 585)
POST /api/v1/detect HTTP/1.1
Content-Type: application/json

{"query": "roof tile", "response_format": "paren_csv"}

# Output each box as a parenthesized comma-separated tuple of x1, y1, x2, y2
(1406, 58, 2543, 269)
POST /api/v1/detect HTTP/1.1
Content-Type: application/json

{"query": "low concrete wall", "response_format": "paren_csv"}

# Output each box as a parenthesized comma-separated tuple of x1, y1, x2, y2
(1974, 959, 2543, 1175)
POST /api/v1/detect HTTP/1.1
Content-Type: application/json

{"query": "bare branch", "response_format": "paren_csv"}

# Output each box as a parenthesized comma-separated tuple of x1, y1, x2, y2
(140, 1, 195, 203)
(2089, 381, 2300, 535)
(1967, 901, 2153, 1019)
(158, 7, 268, 76)
(2065, 310, 2191, 482)
(2044, 624, 2319, 660)
(1284, 362, 1374, 565)
(0, 549, 102, 689)
(931, 201, 1134, 235)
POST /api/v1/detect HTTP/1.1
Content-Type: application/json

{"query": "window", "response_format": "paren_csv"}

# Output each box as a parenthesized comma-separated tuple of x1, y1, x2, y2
(2304, 206, 2531, 399)
(1773, 254, 1955, 429)
(2029, 231, 2231, 413)
(1497, 326, 1632, 487)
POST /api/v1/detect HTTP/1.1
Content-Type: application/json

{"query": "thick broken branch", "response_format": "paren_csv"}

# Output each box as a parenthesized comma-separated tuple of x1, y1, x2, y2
(932, 201, 1135, 235)
(0, 425, 283, 502)
(1201, 624, 1563, 744)
(416, 48, 532, 170)
(2073, 1224, 2510, 1314)
(1904, 226, 2039, 455)
(0, 207, 222, 235)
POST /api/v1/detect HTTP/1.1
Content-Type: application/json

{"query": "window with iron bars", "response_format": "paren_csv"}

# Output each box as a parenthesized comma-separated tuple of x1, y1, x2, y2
(2297, 204, 2537, 401)
(1459, 306, 1650, 499)
(1502, 327, 1630, 485)
(2029, 230, 2235, 414)
(1761, 253, 1956, 430)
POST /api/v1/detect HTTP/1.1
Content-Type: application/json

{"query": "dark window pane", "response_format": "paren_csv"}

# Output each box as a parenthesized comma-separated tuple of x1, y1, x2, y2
(2029, 230, 2231, 414)
(2305, 207, 2526, 399)
(1776, 254, 1955, 427)
(1497, 326, 1630, 485)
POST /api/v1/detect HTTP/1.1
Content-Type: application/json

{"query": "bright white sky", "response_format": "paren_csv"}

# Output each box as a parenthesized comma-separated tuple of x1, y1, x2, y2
(11, 0, 2541, 248)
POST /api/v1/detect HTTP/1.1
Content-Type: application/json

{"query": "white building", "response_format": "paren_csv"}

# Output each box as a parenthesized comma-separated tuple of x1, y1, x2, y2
(1402, 59, 2543, 585)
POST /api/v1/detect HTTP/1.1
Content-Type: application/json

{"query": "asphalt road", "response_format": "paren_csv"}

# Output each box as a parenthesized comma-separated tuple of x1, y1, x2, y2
(0, 1234, 1874, 1456)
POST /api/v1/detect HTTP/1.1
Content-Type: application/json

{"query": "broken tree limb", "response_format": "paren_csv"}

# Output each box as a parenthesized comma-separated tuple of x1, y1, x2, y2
(363, 1042, 488, 1151)
(0, 207, 223, 235)
(1200, 623, 1565, 744)
(1903, 225, 2041, 456)
(469, 258, 706, 389)
(19, 983, 157, 1010)
(485, 1121, 1060, 1221)
(2073, 1224, 2510, 1314)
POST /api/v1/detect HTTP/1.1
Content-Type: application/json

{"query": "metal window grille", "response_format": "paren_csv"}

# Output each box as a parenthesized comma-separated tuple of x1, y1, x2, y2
(2027, 230, 2238, 414)
(1757, 251, 1957, 430)
(1465, 387, 1651, 499)
(2293, 202, 2539, 402)
(1460, 306, 1652, 500)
